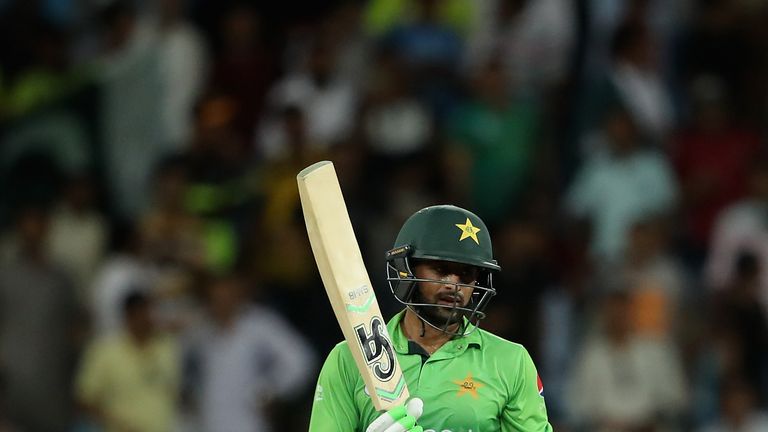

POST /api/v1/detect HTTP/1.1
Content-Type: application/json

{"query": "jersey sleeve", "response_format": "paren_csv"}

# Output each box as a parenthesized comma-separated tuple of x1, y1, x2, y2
(308, 342, 361, 431)
(501, 348, 553, 432)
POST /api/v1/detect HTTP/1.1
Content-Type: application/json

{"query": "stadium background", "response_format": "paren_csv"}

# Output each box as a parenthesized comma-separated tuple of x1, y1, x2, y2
(1, 0, 768, 431)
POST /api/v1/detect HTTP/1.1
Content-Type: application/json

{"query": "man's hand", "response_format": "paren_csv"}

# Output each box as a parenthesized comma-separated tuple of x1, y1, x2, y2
(366, 398, 424, 432)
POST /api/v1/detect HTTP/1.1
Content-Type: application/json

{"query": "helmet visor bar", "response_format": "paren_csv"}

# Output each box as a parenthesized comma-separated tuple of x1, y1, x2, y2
(386, 261, 497, 336)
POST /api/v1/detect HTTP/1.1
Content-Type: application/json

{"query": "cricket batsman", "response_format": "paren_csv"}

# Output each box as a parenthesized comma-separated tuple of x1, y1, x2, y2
(309, 205, 553, 431)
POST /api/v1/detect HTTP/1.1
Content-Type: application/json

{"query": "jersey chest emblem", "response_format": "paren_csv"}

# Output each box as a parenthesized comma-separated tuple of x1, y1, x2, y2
(452, 372, 484, 399)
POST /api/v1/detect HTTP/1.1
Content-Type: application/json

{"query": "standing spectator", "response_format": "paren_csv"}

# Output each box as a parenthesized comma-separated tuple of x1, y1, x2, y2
(182, 274, 315, 432)
(672, 76, 760, 260)
(0, 206, 77, 432)
(47, 173, 108, 306)
(706, 161, 768, 311)
(445, 59, 540, 226)
(377, 0, 465, 119)
(139, 157, 208, 332)
(712, 253, 768, 405)
(320, 2, 372, 92)
(154, 0, 209, 148)
(75, 291, 180, 432)
(248, 106, 321, 295)
(94, 1, 165, 219)
(361, 48, 433, 202)
(567, 290, 687, 431)
(566, 105, 677, 261)
(362, 48, 433, 161)
(606, 216, 688, 341)
(90, 223, 155, 336)
(208, 3, 272, 141)
(681, 0, 766, 126)
(580, 21, 674, 143)
(259, 38, 357, 160)
(140, 157, 206, 273)
(466, 0, 575, 92)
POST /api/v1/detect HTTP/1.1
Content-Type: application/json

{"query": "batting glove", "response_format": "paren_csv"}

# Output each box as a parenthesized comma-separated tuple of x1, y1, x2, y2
(366, 398, 424, 432)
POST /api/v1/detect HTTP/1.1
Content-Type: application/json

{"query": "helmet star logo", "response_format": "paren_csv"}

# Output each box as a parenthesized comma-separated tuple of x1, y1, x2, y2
(455, 218, 481, 245)
(453, 372, 484, 398)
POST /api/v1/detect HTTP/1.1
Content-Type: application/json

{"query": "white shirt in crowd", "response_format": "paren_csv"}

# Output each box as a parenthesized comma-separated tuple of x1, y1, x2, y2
(185, 305, 315, 432)
(566, 147, 678, 260)
(567, 335, 687, 430)
(258, 74, 357, 160)
(705, 200, 768, 310)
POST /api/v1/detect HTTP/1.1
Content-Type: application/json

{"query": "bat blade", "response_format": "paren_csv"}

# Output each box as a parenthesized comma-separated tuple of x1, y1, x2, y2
(297, 161, 409, 411)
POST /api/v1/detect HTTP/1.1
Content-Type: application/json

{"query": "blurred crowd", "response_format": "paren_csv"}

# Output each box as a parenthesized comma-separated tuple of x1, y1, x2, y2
(1, 0, 768, 431)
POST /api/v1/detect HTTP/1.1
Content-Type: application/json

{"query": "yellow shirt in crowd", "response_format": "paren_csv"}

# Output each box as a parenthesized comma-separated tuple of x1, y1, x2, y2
(75, 332, 180, 432)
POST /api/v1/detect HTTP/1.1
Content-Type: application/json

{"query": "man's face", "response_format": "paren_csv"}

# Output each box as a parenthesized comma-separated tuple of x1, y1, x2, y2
(412, 260, 479, 327)
(208, 278, 245, 323)
(126, 303, 154, 340)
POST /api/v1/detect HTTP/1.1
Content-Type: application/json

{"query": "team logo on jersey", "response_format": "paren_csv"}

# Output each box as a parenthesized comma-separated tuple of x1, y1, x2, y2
(453, 372, 484, 399)
(537, 374, 544, 396)
(455, 218, 481, 245)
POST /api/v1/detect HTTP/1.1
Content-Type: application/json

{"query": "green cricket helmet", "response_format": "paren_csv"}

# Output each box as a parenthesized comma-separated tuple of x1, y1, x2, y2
(386, 205, 499, 336)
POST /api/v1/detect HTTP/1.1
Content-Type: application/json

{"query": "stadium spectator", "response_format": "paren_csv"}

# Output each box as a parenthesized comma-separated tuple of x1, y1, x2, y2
(0, 206, 78, 432)
(603, 216, 688, 341)
(444, 58, 540, 226)
(711, 253, 768, 405)
(466, 0, 575, 92)
(259, 37, 357, 159)
(580, 21, 674, 143)
(207, 3, 272, 141)
(93, 0, 167, 219)
(566, 289, 687, 431)
(706, 161, 768, 311)
(75, 291, 181, 432)
(47, 173, 108, 306)
(566, 105, 677, 260)
(90, 223, 155, 336)
(154, 0, 209, 148)
(672, 75, 760, 261)
(182, 274, 315, 432)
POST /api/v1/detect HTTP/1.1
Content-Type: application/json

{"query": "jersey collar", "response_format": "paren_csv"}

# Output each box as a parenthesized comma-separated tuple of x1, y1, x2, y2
(387, 310, 483, 357)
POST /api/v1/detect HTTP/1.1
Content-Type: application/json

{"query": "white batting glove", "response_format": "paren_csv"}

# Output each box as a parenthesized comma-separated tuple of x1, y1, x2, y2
(366, 398, 424, 432)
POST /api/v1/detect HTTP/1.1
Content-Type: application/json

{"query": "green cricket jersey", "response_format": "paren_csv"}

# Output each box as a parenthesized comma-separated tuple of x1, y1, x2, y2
(309, 311, 553, 432)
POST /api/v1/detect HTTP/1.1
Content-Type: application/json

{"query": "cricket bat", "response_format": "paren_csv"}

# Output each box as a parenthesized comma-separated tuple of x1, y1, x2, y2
(297, 160, 409, 411)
